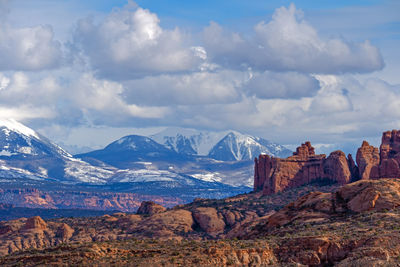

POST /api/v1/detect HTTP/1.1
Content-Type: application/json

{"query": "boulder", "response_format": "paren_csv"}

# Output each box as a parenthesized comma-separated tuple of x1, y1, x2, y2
(193, 207, 226, 236)
(136, 201, 166, 215)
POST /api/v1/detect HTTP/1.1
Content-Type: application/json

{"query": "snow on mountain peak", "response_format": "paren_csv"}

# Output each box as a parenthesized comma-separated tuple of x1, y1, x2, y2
(208, 131, 292, 161)
(0, 118, 39, 138)
(151, 127, 228, 155)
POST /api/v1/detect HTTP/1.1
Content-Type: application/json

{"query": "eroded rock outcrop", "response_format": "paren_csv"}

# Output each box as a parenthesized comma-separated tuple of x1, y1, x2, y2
(255, 142, 353, 195)
(265, 179, 400, 228)
(193, 207, 226, 236)
(255, 130, 400, 195)
(23, 216, 47, 230)
(136, 201, 166, 215)
(356, 141, 380, 180)
(356, 130, 400, 180)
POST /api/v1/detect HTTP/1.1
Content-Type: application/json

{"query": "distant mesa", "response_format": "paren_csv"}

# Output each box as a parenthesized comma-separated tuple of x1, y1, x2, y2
(254, 129, 400, 195)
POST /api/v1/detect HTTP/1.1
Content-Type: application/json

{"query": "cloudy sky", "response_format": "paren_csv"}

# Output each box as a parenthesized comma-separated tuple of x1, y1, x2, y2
(0, 0, 399, 155)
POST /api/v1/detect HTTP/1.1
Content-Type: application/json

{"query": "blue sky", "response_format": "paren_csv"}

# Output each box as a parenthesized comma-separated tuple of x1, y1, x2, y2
(0, 0, 399, 155)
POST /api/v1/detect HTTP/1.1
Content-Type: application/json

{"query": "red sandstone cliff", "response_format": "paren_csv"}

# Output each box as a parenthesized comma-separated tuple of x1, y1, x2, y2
(255, 130, 400, 195)
(254, 142, 352, 195)
(356, 141, 380, 179)
(356, 130, 400, 180)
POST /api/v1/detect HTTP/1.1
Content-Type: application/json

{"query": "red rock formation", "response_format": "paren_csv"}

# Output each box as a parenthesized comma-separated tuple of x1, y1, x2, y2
(347, 153, 359, 181)
(23, 216, 47, 230)
(378, 130, 400, 178)
(192, 207, 226, 236)
(255, 130, 400, 194)
(380, 130, 400, 161)
(324, 151, 352, 185)
(355, 130, 400, 180)
(255, 142, 353, 195)
(356, 141, 380, 180)
(253, 155, 272, 191)
(56, 223, 74, 241)
(136, 201, 166, 215)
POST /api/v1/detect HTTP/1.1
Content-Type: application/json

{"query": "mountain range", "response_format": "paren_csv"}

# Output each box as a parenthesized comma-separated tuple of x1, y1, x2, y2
(0, 119, 291, 207)
(150, 127, 291, 160)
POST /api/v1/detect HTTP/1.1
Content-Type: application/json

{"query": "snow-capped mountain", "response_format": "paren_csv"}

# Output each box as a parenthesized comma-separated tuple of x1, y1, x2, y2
(208, 131, 292, 161)
(152, 127, 292, 161)
(0, 118, 71, 158)
(76, 135, 184, 168)
(0, 119, 116, 184)
(151, 127, 227, 156)
(0, 119, 251, 200)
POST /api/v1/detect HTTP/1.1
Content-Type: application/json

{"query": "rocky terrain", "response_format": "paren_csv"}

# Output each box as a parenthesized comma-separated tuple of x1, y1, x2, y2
(1, 178, 400, 266)
(0, 188, 183, 213)
(2, 130, 400, 266)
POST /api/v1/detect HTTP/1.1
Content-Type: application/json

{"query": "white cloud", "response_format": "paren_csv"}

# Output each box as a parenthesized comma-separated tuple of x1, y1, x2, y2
(69, 73, 168, 119)
(73, 4, 203, 80)
(123, 70, 244, 106)
(0, 71, 168, 127)
(244, 71, 320, 99)
(0, 106, 54, 121)
(203, 4, 384, 74)
(310, 75, 353, 113)
(0, 24, 62, 71)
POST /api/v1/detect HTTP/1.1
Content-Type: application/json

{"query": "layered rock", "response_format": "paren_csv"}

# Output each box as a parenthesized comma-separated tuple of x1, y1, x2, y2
(254, 142, 353, 195)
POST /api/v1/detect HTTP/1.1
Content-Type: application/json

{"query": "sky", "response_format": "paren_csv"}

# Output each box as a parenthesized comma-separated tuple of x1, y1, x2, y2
(0, 0, 399, 155)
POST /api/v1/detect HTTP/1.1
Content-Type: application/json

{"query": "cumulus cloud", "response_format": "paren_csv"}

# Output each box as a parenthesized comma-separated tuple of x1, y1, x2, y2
(203, 4, 384, 74)
(0, 71, 168, 127)
(73, 4, 204, 80)
(151, 75, 400, 152)
(244, 71, 320, 99)
(0, 24, 62, 71)
(69, 73, 168, 121)
(123, 70, 245, 106)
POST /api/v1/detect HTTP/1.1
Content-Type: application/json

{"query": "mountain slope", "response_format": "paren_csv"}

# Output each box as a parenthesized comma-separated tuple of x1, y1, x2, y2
(0, 120, 251, 201)
(151, 127, 227, 156)
(0, 118, 70, 159)
(208, 131, 291, 161)
(0, 119, 117, 184)
(76, 135, 186, 169)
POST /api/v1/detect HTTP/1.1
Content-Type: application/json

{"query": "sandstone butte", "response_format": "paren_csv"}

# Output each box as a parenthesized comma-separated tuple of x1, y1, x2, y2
(254, 129, 400, 195)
